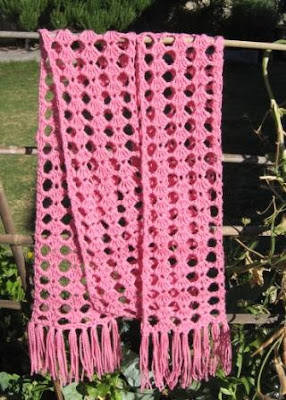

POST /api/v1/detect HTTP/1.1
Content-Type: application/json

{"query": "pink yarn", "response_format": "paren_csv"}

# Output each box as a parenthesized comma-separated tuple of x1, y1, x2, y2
(28, 29, 232, 390)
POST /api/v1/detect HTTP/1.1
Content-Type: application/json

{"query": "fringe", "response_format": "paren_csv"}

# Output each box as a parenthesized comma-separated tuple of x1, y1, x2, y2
(140, 322, 232, 391)
(28, 319, 121, 386)
(28, 319, 231, 389)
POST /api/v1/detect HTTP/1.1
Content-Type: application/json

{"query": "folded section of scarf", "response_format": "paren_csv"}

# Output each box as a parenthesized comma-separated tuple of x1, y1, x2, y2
(28, 28, 232, 390)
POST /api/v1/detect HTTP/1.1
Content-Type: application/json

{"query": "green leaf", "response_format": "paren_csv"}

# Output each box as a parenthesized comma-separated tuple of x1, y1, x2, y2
(50, 8, 68, 29)
(91, 382, 110, 397)
(0, 372, 10, 389)
(235, 352, 243, 373)
(114, 389, 123, 400)
(86, 385, 98, 398)
(189, 380, 201, 391)
(121, 351, 140, 388)
(240, 376, 250, 395)
(121, 393, 135, 400)
(0, 372, 17, 391)
(133, 392, 156, 400)
(62, 382, 83, 400)
(219, 387, 233, 395)
(274, 215, 286, 235)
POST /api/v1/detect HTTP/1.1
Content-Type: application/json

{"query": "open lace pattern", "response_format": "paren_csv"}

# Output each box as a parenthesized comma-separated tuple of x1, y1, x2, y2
(28, 29, 231, 390)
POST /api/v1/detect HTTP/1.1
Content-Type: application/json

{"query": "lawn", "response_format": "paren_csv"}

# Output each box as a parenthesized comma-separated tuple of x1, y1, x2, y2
(0, 62, 38, 234)
(0, 56, 285, 233)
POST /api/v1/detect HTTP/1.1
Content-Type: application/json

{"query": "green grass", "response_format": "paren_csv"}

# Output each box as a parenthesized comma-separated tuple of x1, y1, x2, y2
(0, 58, 285, 233)
(0, 62, 39, 146)
(0, 62, 38, 233)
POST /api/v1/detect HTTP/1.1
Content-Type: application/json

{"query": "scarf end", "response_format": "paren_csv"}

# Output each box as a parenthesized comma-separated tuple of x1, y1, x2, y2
(140, 321, 232, 391)
(28, 319, 121, 386)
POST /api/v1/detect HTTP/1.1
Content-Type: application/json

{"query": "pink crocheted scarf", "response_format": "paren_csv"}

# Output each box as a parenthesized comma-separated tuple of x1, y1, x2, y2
(28, 29, 231, 390)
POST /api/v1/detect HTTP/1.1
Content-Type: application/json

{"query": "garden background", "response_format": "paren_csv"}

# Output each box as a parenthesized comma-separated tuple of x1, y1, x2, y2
(1, 0, 286, 399)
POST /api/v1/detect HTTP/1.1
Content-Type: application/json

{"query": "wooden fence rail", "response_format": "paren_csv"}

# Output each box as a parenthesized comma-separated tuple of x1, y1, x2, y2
(0, 299, 279, 325)
(0, 146, 274, 165)
(0, 226, 274, 247)
(1, 30, 286, 51)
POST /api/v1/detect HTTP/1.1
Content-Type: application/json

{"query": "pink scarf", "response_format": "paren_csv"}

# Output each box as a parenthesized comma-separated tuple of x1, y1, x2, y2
(28, 29, 231, 390)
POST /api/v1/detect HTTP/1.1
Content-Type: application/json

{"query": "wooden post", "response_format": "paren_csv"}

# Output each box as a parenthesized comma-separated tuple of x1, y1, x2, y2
(53, 380, 64, 400)
(0, 180, 27, 290)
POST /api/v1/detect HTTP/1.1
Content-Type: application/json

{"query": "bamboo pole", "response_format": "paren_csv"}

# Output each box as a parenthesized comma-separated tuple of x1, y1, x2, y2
(0, 146, 274, 165)
(0, 31, 40, 39)
(0, 234, 34, 245)
(1, 31, 286, 51)
(0, 146, 37, 155)
(223, 225, 272, 236)
(0, 226, 273, 247)
(227, 313, 279, 324)
(0, 298, 280, 324)
(223, 153, 273, 165)
(0, 181, 27, 290)
(0, 299, 21, 310)
(225, 39, 286, 51)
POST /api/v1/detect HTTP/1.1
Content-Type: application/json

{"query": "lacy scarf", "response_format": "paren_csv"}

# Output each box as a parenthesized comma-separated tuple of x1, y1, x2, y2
(28, 29, 231, 390)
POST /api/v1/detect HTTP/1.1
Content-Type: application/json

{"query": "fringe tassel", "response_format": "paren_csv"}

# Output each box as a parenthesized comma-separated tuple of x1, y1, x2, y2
(90, 327, 103, 378)
(79, 329, 93, 380)
(56, 329, 68, 384)
(27, 319, 121, 386)
(111, 319, 122, 368)
(140, 322, 232, 391)
(139, 335, 152, 390)
(69, 329, 79, 382)
(181, 331, 191, 387)
(168, 331, 183, 389)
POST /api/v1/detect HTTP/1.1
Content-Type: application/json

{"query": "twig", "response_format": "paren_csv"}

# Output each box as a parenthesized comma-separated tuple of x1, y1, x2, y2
(274, 346, 286, 395)
(283, 336, 286, 366)
(252, 326, 285, 357)
(234, 237, 265, 259)
(256, 335, 283, 396)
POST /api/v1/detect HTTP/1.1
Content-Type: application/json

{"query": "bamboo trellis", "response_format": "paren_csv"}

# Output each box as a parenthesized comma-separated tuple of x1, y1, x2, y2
(1, 31, 286, 399)
(1, 30, 286, 51)
(0, 32, 285, 310)
(0, 146, 274, 165)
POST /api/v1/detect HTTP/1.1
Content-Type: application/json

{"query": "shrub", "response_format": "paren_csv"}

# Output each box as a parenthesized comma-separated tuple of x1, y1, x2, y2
(225, 0, 280, 41)
(0, 0, 154, 32)
(0, 0, 48, 31)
